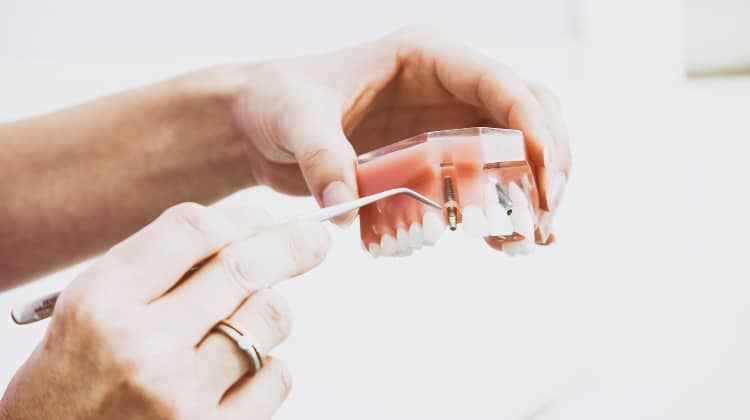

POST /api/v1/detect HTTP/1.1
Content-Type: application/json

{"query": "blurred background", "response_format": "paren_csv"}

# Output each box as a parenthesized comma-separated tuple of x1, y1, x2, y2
(1, 0, 748, 419)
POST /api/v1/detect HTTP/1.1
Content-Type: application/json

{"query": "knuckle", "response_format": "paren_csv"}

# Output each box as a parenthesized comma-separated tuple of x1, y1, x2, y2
(53, 288, 98, 332)
(165, 202, 225, 250)
(217, 245, 258, 294)
(298, 146, 330, 171)
(255, 290, 293, 338)
(284, 225, 325, 271)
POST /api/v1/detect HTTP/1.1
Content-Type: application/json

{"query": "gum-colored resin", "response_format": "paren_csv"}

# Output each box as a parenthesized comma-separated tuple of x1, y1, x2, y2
(356, 127, 542, 257)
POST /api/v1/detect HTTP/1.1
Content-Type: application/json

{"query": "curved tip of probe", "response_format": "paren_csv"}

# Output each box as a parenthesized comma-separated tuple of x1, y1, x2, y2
(393, 188, 442, 209)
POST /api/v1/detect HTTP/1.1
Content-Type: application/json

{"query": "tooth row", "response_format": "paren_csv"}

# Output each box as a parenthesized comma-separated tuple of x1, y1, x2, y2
(366, 182, 535, 258)
(368, 212, 445, 258)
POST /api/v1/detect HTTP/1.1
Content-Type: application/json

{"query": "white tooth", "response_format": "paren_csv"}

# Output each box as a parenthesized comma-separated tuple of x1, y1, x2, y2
(486, 206, 513, 236)
(461, 205, 489, 236)
(368, 242, 381, 258)
(422, 212, 445, 245)
(396, 227, 410, 253)
(503, 241, 522, 256)
(504, 237, 534, 256)
(395, 248, 413, 257)
(510, 204, 535, 237)
(408, 222, 423, 249)
(380, 234, 397, 256)
(508, 182, 529, 208)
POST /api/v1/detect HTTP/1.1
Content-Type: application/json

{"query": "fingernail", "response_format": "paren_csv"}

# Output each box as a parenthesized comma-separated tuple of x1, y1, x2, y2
(321, 181, 357, 227)
(545, 171, 567, 211)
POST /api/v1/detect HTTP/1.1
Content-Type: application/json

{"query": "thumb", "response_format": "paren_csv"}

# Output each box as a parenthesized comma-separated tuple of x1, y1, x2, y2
(284, 110, 359, 226)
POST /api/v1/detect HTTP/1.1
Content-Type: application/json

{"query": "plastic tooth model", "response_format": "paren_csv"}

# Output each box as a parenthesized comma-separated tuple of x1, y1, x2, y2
(356, 127, 547, 257)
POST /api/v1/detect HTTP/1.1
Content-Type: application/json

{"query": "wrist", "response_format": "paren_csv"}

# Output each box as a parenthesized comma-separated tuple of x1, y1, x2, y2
(162, 65, 261, 191)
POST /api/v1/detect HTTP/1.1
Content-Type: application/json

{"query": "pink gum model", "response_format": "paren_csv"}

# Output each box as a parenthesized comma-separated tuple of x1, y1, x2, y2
(356, 127, 546, 257)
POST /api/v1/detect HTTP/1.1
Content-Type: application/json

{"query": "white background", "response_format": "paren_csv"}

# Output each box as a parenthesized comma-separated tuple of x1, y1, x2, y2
(2, 1, 750, 419)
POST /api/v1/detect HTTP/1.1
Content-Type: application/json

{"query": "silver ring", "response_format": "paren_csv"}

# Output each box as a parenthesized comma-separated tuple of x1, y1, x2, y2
(214, 321, 264, 373)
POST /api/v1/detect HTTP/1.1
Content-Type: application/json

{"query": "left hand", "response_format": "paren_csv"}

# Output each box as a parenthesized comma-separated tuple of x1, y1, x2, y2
(216, 26, 571, 236)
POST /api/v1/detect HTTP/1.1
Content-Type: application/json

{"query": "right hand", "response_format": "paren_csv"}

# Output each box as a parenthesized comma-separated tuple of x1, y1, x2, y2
(1, 203, 330, 420)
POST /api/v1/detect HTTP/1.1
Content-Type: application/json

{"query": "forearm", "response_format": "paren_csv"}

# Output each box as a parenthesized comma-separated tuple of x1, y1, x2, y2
(0, 67, 255, 289)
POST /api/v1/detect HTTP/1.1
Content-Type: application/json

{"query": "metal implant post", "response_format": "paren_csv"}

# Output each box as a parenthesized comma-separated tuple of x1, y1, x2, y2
(443, 176, 458, 230)
(494, 182, 513, 215)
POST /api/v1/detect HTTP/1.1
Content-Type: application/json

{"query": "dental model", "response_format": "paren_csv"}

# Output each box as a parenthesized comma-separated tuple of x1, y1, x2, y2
(357, 127, 544, 257)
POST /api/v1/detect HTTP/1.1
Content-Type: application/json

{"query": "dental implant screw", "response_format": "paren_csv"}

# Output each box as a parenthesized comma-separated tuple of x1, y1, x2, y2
(443, 176, 458, 231)
(494, 182, 513, 215)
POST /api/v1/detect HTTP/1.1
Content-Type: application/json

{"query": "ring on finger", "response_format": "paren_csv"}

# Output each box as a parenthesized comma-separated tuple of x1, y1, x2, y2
(213, 320, 264, 373)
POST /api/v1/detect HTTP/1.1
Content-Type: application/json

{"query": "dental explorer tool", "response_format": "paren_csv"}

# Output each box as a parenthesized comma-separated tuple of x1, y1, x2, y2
(10, 188, 441, 325)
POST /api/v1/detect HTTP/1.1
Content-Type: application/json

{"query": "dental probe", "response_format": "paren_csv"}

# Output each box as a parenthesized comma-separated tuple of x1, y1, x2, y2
(11, 188, 441, 326)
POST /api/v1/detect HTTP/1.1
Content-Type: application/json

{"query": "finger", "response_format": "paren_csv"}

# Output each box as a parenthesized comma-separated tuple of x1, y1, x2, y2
(527, 83, 571, 211)
(218, 357, 292, 420)
(526, 83, 571, 243)
(280, 103, 359, 226)
(150, 221, 329, 342)
(78, 203, 271, 302)
(393, 29, 553, 176)
(196, 289, 291, 395)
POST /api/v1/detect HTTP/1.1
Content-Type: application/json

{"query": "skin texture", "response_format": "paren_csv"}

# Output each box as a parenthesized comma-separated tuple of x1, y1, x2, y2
(0, 26, 571, 418)
(0, 74, 254, 289)
(1, 203, 330, 420)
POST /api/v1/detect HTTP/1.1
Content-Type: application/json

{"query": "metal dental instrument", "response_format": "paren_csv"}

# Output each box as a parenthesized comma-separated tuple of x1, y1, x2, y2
(11, 188, 441, 326)
(285, 187, 441, 223)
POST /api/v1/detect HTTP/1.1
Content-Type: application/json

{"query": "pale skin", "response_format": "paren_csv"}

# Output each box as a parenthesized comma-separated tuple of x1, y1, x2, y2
(0, 27, 571, 419)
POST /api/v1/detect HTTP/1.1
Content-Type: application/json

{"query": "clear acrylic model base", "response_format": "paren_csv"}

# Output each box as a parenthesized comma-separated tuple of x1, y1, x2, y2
(356, 127, 544, 257)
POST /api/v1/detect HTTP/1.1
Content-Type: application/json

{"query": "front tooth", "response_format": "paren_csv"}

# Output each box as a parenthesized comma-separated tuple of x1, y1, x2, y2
(486, 206, 513, 236)
(461, 205, 489, 236)
(368, 242, 381, 258)
(380, 234, 397, 256)
(408, 222, 423, 249)
(422, 212, 445, 245)
(396, 227, 410, 253)
(508, 182, 530, 208)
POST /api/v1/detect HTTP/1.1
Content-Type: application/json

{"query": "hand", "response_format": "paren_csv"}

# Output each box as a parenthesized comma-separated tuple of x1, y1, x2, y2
(1, 203, 329, 420)
(228, 26, 571, 236)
